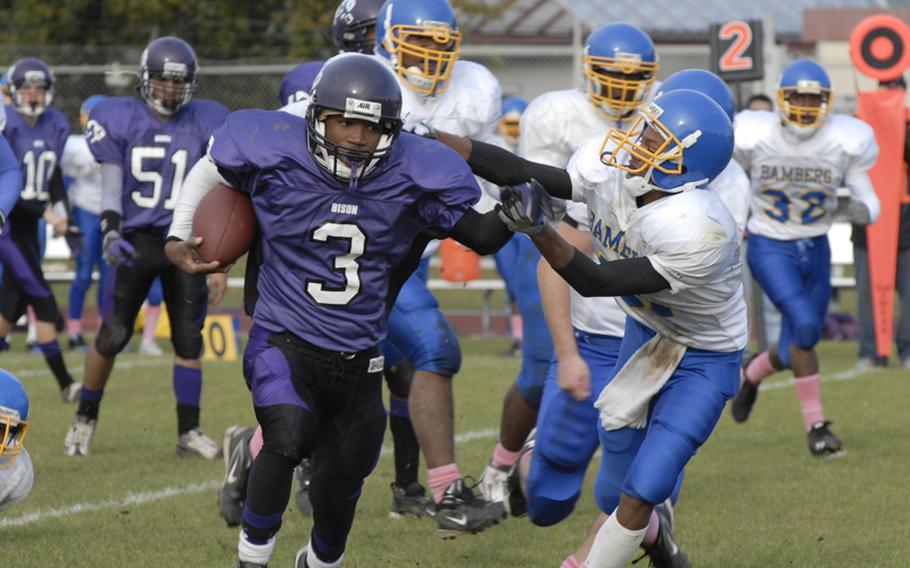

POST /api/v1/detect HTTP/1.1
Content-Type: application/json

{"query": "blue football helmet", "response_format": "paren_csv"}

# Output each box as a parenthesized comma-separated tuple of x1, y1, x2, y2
(7, 57, 54, 118)
(584, 23, 659, 118)
(655, 69, 735, 122)
(0, 370, 29, 469)
(139, 36, 198, 116)
(79, 94, 106, 130)
(279, 61, 325, 106)
(333, 0, 385, 54)
(499, 96, 528, 147)
(306, 53, 403, 181)
(376, 0, 461, 96)
(601, 89, 733, 195)
(777, 59, 832, 131)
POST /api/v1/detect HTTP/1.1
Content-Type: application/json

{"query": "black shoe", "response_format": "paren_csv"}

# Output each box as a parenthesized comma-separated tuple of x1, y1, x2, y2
(639, 502, 690, 568)
(69, 334, 88, 352)
(807, 420, 845, 458)
(498, 339, 522, 359)
(390, 482, 435, 519)
(236, 561, 267, 568)
(731, 354, 760, 423)
(218, 426, 254, 527)
(505, 430, 535, 517)
(294, 459, 313, 517)
(435, 477, 506, 539)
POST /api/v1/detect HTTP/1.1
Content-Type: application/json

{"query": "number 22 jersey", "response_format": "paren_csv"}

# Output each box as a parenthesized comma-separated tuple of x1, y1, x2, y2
(85, 96, 229, 233)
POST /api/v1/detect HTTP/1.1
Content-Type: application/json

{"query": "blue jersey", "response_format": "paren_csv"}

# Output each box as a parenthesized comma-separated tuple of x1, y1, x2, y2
(279, 61, 324, 106)
(85, 97, 229, 232)
(209, 109, 479, 352)
(3, 106, 69, 217)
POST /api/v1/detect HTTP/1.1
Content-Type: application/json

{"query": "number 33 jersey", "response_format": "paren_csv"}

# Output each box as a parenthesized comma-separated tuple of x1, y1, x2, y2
(85, 97, 229, 232)
(734, 109, 879, 240)
(207, 110, 480, 352)
(567, 137, 748, 352)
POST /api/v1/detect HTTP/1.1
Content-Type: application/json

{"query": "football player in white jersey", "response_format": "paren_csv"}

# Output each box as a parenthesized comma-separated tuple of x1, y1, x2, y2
(0, 370, 33, 512)
(730, 59, 880, 457)
(474, 23, 661, 518)
(435, 86, 744, 568)
(374, 0, 508, 534)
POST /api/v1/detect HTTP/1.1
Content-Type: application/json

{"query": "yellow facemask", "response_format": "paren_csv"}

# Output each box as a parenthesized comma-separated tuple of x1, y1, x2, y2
(0, 413, 28, 469)
(385, 23, 461, 96)
(600, 101, 695, 177)
(584, 52, 658, 117)
(776, 84, 833, 128)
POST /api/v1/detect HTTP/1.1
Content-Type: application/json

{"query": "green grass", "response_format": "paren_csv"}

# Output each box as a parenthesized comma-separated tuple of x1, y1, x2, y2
(1, 337, 908, 567)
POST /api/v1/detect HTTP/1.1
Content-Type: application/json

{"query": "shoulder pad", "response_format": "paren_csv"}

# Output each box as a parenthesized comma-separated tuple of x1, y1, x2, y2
(568, 134, 612, 187)
(825, 114, 877, 158)
(733, 109, 777, 151)
(394, 133, 478, 193)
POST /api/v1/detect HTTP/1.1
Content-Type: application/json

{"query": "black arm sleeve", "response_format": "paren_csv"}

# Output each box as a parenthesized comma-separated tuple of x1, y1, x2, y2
(433, 208, 512, 256)
(554, 249, 670, 297)
(387, 232, 433, 315)
(467, 140, 574, 200)
(48, 166, 68, 212)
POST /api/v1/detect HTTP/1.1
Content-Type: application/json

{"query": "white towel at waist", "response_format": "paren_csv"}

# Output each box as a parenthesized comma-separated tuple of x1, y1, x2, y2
(594, 333, 687, 430)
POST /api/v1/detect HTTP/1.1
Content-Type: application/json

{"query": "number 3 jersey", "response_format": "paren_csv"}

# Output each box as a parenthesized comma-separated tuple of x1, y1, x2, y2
(85, 96, 229, 233)
(734, 110, 880, 240)
(2, 105, 69, 220)
(207, 110, 480, 352)
(567, 137, 748, 352)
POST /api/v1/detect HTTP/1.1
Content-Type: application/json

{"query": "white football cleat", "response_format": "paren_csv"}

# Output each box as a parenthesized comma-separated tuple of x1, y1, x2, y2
(478, 463, 510, 503)
(60, 381, 83, 403)
(176, 428, 221, 459)
(64, 414, 97, 456)
(139, 341, 164, 356)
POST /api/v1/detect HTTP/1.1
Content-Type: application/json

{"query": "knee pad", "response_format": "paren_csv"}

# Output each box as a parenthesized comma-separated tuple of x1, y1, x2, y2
(792, 320, 822, 349)
(171, 319, 204, 360)
(94, 322, 133, 357)
(255, 404, 316, 464)
(526, 452, 586, 527)
(384, 358, 414, 398)
(536, 389, 599, 471)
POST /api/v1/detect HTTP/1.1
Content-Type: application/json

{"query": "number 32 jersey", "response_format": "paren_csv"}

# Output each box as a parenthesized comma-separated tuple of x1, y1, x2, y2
(734, 110, 879, 240)
(85, 97, 229, 232)
(208, 110, 480, 352)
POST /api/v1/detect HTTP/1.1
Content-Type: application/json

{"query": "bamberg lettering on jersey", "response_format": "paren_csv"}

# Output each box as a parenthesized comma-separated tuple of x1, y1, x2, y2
(589, 213, 638, 259)
(759, 165, 833, 185)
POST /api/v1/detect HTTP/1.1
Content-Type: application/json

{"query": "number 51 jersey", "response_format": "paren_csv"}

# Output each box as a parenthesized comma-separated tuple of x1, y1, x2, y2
(85, 96, 229, 232)
(734, 109, 879, 240)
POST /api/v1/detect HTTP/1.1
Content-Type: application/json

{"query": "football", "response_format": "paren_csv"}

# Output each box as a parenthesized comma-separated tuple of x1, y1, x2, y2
(191, 184, 257, 266)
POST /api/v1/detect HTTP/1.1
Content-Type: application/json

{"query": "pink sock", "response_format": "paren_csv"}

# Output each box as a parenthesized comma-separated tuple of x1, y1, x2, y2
(510, 313, 523, 342)
(794, 374, 824, 431)
(561, 555, 586, 568)
(746, 351, 775, 385)
(427, 463, 461, 503)
(490, 441, 520, 469)
(143, 305, 161, 343)
(248, 426, 263, 459)
(67, 318, 82, 336)
(641, 509, 660, 546)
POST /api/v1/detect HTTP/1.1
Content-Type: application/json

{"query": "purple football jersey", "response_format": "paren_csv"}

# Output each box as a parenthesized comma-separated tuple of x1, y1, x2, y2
(85, 96, 229, 232)
(209, 109, 480, 352)
(2, 105, 69, 216)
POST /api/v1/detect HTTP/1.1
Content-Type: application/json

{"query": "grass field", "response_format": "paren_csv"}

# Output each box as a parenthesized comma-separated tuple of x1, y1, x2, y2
(1, 335, 908, 567)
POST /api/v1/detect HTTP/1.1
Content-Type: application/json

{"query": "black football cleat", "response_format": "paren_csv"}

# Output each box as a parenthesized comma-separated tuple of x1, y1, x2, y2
(640, 502, 691, 568)
(218, 426, 254, 527)
(435, 478, 506, 539)
(389, 482, 435, 519)
(505, 430, 536, 517)
(807, 420, 845, 458)
(294, 459, 314, 518)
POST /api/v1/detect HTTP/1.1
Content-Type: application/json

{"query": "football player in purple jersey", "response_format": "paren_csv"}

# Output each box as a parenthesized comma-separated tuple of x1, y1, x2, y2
(63, 36, 230, 459)
(166, 53, 514, 568)
(0, 58, 82, 402)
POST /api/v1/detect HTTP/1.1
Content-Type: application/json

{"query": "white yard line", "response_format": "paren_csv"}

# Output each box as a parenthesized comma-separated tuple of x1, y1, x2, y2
(0, 367, 880, 529)
(8, 357, 172, 379)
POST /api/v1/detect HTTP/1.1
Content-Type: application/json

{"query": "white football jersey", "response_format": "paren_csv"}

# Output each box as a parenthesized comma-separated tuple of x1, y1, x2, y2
(734, 110, 880, 240)
(707, 159, 750, 234)
(61, 134, 102, 214)
(0, 448, 33, 512)
(521, 88, 641, 339)
(567, 137, 749, 352)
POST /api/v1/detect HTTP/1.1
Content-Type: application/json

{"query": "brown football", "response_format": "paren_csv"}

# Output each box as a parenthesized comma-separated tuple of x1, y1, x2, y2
(191, 184, 257, 266)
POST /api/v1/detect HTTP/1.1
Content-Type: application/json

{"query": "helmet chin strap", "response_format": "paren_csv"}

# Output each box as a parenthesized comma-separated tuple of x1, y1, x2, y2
(622, 168, 708, 198)
(782, 121, 821, 141)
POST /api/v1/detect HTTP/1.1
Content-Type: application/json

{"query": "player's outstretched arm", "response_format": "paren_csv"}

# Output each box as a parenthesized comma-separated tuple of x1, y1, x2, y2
(434, 130, 573, 200)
